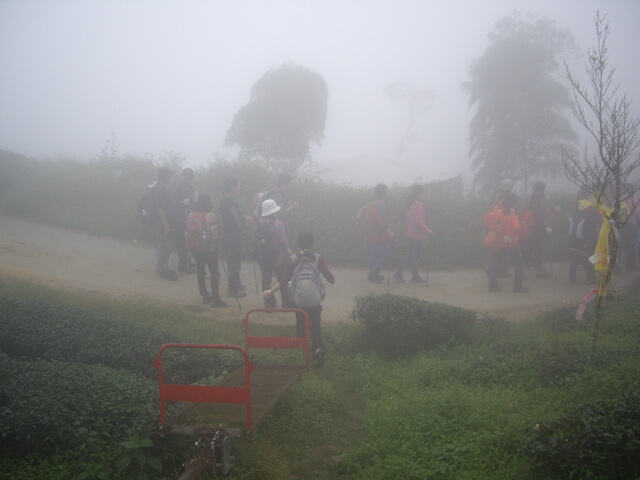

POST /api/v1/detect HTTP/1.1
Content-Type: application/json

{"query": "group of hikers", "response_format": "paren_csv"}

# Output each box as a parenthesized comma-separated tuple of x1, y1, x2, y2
(143, 168, 334, 367)
(483, 178, 640, 293)
(141, 166, 640, 365)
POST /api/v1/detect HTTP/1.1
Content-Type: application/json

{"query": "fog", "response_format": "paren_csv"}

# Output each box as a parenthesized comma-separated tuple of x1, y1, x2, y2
(1, 0, 639, 185)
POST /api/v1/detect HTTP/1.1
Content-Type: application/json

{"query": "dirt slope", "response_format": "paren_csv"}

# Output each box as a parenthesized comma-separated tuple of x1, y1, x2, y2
(1, 214, 636, 323)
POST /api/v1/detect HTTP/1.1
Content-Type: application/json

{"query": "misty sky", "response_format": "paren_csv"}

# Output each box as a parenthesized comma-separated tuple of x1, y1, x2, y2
(1, 0, 639, 184)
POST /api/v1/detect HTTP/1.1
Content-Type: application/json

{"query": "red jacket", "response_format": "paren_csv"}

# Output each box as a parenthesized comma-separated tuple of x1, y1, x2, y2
(484, 208, 520, 247)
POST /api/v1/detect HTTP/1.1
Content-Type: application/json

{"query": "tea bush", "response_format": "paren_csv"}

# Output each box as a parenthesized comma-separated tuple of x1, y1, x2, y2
(0, 352, 158, 455)
(524, 385, 640, 479)
(0, 295, 235, 383)
(349, 294, 476, 358)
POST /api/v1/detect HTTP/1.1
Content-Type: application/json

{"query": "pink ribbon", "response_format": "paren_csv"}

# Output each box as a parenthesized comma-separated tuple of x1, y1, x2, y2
(576, 288, 598, 320)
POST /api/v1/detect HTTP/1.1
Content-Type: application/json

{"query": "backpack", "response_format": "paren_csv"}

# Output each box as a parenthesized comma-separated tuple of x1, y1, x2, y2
(252, 219, 278, 265)
(137, 184, 157, 227)
(356, 201, 373, 240)
(186, 212, 216, 253)
(289, 252, 325, 308)
(568, 210, 587, 240)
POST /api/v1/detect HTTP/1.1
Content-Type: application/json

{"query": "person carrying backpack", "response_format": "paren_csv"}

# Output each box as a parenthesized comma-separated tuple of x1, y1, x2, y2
(150, 167, 177, 281)
(255, 198, 292, 308)
(484, 193, 528, 293)
(262, 231, 335, 367)
(187, 193, 227, 307)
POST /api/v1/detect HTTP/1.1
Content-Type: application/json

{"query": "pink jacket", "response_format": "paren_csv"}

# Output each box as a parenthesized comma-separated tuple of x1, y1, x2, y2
(405, 201, 432, 239)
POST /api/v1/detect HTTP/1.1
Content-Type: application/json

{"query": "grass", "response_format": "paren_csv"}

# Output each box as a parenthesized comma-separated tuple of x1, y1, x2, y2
(0, 278, 639, 479)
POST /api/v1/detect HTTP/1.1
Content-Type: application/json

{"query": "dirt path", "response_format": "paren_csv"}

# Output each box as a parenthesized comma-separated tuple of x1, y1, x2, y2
(1, 214, 637, 323)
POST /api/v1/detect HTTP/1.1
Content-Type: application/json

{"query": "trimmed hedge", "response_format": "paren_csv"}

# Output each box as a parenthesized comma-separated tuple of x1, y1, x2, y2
(0, 295, 234, 383)
(524, 385, 640, 479)
(0, 352, 158, 455)
(349, 293, 476, 358)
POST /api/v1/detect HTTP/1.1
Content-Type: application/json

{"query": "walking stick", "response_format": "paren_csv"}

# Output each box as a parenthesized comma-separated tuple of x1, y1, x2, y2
(218, 254, 242, 310)
(252, 258, 259, 295)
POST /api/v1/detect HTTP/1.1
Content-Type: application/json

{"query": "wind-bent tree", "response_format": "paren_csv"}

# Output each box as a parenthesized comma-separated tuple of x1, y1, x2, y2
(384, 82, 435, 159)
(465, 13, 578, 193)
(225, 63, 328, 173)
(562, 12, 640, 364)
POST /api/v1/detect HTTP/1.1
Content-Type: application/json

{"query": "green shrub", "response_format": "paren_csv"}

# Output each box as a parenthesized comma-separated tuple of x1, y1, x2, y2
(0, 353, 158, 455)
(349, 294, 476, 358)
(0, 295, 235, 383)
(524, 385, 640, 479)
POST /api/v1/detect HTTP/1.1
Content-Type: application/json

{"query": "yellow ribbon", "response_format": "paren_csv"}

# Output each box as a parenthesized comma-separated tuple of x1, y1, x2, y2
(579, 196, 613, 273)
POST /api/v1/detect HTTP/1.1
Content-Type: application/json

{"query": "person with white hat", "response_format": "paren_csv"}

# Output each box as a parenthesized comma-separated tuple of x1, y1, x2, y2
(254, 198, 292, 308)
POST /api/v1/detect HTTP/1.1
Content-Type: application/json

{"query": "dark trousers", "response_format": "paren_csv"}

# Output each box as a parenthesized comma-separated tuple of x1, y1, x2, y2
(260, 261, 292, 308)
(621, 224, 638, 269)
(222, 233, 243, 294)
(396, 238, 424, 280)
(172, 220, 188, 271)
(369, 240, 392, 276)
(295, 306, 324, 354)
(193, 250, 221, 299)
(155, 223, 172, 274)
(489, 246, 524, 287)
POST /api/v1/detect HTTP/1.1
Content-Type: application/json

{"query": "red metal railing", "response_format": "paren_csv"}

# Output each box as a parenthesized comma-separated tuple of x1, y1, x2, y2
(154, 344, 253, 429)
(154, 309, 310, 432)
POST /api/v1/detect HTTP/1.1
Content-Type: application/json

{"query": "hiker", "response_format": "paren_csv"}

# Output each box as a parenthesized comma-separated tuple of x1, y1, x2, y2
(488, 178, 514, 213)
(169, 167, 197, 273)
(520, 181, 557, 278)
(187, 193, 227, 307)
(150, 167, 178, 281)
(484, 192, 528, 293)
(393, 185, 432, 283)
(486, 178, 515, 278)
(255, 198, 292, 308)
(261, 231, 335, 367)
(254, 173, 299, 221)
(568, 187, 599, 286)
(219, 177, 253, 298)
(368, 183, 394, 283)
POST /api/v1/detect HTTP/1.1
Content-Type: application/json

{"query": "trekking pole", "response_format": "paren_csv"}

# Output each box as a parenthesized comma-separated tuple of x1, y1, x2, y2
(252, 258, 259, 295)
(218, 254, 242, 310)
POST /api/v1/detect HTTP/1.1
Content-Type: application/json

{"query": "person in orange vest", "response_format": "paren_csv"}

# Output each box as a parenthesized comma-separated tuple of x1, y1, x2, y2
(484, 193, 528, 293)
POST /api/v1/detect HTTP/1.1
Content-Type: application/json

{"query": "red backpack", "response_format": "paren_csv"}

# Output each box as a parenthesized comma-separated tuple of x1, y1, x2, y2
(186, 212, 217, 253)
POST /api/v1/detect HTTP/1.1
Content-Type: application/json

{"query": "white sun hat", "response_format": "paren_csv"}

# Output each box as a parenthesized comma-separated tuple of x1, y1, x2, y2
(261, 199, 282, 217)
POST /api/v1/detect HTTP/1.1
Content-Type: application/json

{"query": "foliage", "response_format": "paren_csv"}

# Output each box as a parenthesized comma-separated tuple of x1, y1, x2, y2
(0, 295, 230, 383)
(225, 63, 328, 173)
(465, 12, 578, 193)
(561, 12, 640, 365)
(0, 352, 158, 455)
(349, 294, 476, 358)
(116, 432, 162, 480)
(524, 386, 640, 479)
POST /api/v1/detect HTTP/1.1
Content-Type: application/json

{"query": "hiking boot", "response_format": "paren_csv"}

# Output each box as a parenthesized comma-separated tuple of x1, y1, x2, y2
(202, 295, 212, 304)
(411, 277, 426, 284)
(535, 271, 550, 279)
(513, 285, 529, 293)
(489, 283, 501, 292)
(157, 270, 178, 281)
(392, 272, 404, 283)
(315, 349, 325, 367)
(210, 298, 228, 308)
(227, 291, 246, 298)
